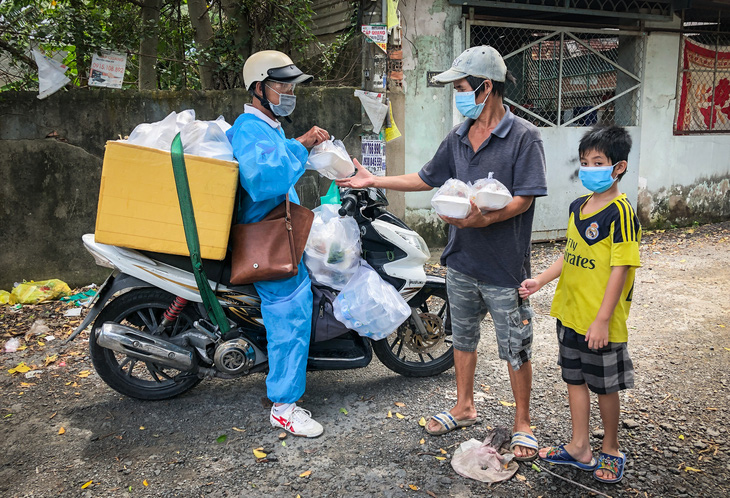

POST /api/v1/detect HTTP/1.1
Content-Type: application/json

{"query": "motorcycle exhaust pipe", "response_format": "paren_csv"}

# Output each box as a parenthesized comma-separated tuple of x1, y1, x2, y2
(96, 323, 195, 371)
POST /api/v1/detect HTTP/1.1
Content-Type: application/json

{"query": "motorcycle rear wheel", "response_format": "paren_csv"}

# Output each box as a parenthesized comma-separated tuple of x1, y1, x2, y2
(89, 288, 203, 400)
(372, 287, 454, 377)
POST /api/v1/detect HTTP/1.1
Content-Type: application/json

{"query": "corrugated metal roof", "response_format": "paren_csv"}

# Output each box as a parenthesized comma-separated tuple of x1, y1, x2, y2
(310, 0, 355, 36)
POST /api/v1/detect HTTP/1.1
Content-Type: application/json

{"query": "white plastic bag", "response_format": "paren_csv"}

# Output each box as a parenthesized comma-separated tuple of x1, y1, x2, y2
(470, 172, 512, 211)
(33, 50, 70, 100)
(127, 111, 179, 150)
(306, 138, 355, 180)
(304, 205, 362, 289)
(333, 264, 411, 341)
(430, 178, 472, 219)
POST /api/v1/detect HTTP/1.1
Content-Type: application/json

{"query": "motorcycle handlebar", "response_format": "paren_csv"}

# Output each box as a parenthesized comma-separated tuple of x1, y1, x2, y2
(339, 194, 358, 217)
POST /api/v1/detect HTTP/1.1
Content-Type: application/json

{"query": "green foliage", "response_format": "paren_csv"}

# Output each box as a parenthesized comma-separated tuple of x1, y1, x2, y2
(0, 0, 336, 92)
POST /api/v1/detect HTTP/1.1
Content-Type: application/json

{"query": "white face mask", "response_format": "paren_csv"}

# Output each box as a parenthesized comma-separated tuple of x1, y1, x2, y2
(266, 84, 297, 117)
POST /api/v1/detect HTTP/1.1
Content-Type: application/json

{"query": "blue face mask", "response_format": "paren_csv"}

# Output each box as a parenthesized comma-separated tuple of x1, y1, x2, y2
(266, 85, 297, 117)
(579, 164, 618, 193)
(455, 82, 490, 119)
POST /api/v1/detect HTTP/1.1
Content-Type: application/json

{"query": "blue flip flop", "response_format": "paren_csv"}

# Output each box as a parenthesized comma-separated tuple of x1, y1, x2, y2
(593, 451, 626, 483)
(540, 444, 598, 471)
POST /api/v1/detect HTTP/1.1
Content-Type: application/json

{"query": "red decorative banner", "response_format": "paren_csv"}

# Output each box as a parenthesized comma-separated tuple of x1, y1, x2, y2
(676, 38, 730, 132)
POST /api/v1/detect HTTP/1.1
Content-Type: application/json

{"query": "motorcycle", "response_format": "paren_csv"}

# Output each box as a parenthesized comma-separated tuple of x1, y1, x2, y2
(69, 187, 453, 400)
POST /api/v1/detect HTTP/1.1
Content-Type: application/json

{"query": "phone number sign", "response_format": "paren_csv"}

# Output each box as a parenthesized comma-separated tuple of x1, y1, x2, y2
(89, 51, 127, 89)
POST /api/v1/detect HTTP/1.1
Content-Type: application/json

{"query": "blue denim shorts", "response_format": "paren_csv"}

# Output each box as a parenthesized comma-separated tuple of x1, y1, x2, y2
(446, 267, 534, 370)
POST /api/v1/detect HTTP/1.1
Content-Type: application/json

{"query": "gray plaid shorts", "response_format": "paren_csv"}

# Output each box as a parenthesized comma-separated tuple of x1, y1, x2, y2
(446, 267, 534, 370)
(557, 320, 634, 395)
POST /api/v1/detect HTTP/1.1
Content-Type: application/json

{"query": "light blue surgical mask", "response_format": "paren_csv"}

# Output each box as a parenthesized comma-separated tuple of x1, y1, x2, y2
(579, 164, 618, 193)
(266, 84, 297, 117)
(455, 82, 491, 119)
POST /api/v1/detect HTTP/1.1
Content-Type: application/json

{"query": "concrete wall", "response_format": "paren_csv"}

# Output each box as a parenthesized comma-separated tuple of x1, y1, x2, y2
(0, 87, 361, 290)
(637, 27, 730, 227)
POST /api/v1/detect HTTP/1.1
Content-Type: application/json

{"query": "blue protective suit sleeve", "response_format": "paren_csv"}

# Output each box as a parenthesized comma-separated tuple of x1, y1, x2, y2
(228, 117, 309, 202)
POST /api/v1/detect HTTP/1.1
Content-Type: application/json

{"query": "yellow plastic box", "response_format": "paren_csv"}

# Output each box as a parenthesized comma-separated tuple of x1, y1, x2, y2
(95, 141, 239, 260)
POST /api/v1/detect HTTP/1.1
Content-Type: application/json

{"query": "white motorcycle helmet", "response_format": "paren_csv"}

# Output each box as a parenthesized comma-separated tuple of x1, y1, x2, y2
(243, 50, 313, 91)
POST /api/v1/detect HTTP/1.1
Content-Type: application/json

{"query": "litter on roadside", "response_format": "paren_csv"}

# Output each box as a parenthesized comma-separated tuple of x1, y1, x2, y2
(450, 427, 519, 483)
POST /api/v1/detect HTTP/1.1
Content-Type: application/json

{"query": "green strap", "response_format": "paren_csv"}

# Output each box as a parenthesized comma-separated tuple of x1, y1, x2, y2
(170, 133, 230, 334)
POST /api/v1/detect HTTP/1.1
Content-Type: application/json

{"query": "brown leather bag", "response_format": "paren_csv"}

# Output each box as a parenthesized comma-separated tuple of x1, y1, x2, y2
(229, 195, 314, 285)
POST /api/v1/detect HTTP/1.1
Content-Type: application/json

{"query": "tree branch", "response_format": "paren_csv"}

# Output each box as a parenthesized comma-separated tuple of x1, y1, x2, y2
(0, 38, 35, 66)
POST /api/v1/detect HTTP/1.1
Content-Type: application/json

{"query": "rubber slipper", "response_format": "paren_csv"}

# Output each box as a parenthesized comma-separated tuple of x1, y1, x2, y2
(424, 411, 477, 436)
(593, 451, 626, 483)
(510, 431, 539, 462)
(540, 444, 598, 471)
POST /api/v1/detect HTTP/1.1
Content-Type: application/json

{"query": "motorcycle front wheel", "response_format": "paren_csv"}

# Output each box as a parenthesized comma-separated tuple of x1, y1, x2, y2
(89, 288, 203, 400)
(372, 286, 454, 377)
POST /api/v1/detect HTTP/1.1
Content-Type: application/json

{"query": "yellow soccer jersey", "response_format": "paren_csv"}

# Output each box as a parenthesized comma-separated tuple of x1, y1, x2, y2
(550, 193, 641, 343)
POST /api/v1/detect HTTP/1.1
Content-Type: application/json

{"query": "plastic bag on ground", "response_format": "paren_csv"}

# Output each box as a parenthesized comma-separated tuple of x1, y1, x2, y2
(431, 178, 472, 219)
(470, 172, 513, 211)
(333, 264, 411, 341)
(304, 205, 361, 290)
(9, 279, 73, 305)
(306, 138, 355, 180)
(0, 290, 10, 305)
(451, 427, 519, 483)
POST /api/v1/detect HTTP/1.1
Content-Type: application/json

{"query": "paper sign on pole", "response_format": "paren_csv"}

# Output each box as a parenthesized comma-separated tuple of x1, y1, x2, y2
(387, 0, 399, 31)
(354, 90, 389, 134)
(361, 135, 386, 176)
(384, 101, 401, 142)
(362, 25, 387, 53)
(32, 50, 70, 100)
(89, 51, 127, 89)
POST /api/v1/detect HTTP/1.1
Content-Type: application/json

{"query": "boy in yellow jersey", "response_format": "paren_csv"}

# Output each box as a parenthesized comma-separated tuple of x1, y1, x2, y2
(519, 125, 640, 484)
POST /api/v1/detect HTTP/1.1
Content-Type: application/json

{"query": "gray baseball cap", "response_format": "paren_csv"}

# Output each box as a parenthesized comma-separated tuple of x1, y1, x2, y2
(432, 46, 507, 84)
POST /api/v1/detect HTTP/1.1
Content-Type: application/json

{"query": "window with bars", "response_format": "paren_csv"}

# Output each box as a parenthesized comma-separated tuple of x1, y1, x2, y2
(469, 23, 644, 127)
(674, 10, 730, 134)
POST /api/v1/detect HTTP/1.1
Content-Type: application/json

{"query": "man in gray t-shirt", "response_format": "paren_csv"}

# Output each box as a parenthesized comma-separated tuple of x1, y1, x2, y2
(337, 46, 547, 460)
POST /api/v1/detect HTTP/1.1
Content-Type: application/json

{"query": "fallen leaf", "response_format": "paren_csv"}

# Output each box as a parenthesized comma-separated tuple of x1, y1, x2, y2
(299, 470, 312, 478)
(20, 382, 34, 387)
(395, 402, 406, 407)
(396, 413, 405, 419)
(340, 408, 348, 415)
(516, 474, 527, 481)
(419, 438, 425, 445)
(418, 417, 427, 427)
(78, 370, 91, 378)
(139, 426, 145, 430)
(440, 448, 447, 454)
(143, 480, 149, 486)
(435, 456, 446, 461)
(387, 411, 392, 418)
(253, 448, 267, 459)
(426, 492, 437, 498)
(499, 400, 516, 407)
(281, 441, 287, 447)
(679, 434, 685, 440)
(44, 354, 58, 366)
(706, 407, 718, 411)
(531, 463, 541, 472)
(4, 414, 12, 419)
(58, 427, 65, 435)
(278, 432, 287, 440)
(216, 434, 227, 444)
(232, 427, 245, 432)
(684, 466, 703, 473)
(81, 480, 93, 489)
(408, 484, 418, 490)
(8, 363, 31, 374)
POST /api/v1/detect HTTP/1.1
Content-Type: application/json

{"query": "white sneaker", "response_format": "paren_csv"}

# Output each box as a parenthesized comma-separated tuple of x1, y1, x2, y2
(270, 404, 324, 438)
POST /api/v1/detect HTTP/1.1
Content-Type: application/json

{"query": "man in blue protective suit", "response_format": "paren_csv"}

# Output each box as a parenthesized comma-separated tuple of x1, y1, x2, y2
(226, 50, 329, 438)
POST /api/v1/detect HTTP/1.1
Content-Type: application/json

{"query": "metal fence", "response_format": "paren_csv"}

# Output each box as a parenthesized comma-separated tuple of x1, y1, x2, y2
(469, 21, 645, 128)
(674, 9, 730, 134)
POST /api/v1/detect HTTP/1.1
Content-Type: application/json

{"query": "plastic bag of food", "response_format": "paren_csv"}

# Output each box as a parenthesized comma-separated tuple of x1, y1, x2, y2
(304, 204, 361, 289)
(333, 264, 411, 341)
(430, 178, 472, 219)
(306, 138, 355, 180)
(181, 119, 234, 161)
(9, 279, 73, 305)
(470, 172, 512, 211)
(126, 111, 179, 150)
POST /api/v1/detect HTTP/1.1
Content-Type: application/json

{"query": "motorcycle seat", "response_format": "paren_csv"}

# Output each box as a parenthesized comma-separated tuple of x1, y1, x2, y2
(138, 250, 257, 295)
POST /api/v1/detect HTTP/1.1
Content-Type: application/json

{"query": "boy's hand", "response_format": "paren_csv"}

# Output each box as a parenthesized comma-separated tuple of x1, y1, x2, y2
(585, 318, 610, 350)
(519, 279, 541, 298)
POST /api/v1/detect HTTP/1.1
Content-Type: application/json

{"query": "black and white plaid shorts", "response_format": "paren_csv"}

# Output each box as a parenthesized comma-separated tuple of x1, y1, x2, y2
(556, 320, 634, 395)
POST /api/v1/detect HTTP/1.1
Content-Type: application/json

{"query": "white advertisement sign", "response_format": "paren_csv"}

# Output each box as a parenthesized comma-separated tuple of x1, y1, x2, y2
(361, 136, 386, 176)
(89, 51, 127, 89)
